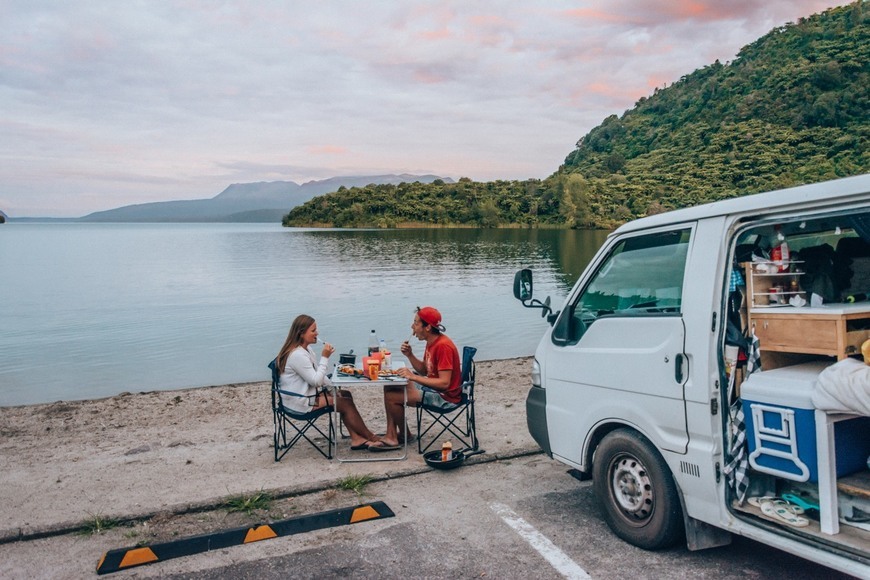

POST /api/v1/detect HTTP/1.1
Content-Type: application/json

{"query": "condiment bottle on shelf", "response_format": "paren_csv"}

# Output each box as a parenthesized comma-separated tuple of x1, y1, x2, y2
(770, 225, 790, 273)
(368, 330, 379, 357)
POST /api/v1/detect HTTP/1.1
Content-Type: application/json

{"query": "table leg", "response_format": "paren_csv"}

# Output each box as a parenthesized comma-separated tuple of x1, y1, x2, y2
(815, 409, 838, 535)
(334, 382, 408, 463)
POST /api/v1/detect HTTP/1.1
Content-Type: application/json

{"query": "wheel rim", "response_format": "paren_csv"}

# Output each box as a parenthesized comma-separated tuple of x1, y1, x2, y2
(609, 453, 654, 525)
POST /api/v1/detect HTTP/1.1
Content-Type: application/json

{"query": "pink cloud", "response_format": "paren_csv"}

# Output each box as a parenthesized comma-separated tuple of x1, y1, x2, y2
(561, 8, 626, 24)
(419, 26, 451, 41)
(561, 0, 836, 26)
(412, 67, 449, 84)
(582, 80, 649, 105)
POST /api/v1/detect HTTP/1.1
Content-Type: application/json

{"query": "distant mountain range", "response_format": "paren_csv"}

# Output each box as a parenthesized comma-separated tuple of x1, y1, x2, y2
(36, 174, 450, 223)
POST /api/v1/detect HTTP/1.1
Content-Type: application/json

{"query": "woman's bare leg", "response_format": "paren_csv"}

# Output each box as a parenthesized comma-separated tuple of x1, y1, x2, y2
(332, 391, 377, 446)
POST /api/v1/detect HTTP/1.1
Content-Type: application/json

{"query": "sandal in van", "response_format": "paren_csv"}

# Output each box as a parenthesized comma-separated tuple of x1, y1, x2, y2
(747, 496, 805, 515)
(781, 493, 818, 513)
(760, 499, 809, 527)
(747, 496, 777, 508)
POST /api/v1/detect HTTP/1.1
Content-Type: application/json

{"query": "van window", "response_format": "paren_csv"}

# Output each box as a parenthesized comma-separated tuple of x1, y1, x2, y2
(553, 228, 691, 344)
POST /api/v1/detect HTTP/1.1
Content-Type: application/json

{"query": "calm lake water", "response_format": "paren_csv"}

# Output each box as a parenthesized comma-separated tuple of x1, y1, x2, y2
(0, 223, 608, 406)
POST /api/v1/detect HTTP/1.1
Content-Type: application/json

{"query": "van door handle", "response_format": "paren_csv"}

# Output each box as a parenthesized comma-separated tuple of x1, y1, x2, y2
(675, 353, 685, 383)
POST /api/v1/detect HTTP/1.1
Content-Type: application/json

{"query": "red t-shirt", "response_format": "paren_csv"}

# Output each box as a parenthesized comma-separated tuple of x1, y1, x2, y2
(423, 334, 462, 404)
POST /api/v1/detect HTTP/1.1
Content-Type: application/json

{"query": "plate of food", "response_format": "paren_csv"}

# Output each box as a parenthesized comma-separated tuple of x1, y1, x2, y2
(338, 365, 364, 377)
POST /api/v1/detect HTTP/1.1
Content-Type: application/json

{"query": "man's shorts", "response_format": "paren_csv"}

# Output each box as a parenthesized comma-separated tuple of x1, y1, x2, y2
(413, 384, 458, 410)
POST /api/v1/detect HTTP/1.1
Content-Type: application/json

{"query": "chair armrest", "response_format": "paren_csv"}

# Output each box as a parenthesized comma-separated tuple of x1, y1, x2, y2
(276, 388, 317, 400)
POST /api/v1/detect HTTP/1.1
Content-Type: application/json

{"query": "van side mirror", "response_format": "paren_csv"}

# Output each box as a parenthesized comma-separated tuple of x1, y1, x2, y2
(513, 269, 533, 301)
(513, 268, 554, 321)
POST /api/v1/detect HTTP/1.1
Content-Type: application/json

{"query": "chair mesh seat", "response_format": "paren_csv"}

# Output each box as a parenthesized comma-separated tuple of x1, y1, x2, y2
(415, 346, 480, 455)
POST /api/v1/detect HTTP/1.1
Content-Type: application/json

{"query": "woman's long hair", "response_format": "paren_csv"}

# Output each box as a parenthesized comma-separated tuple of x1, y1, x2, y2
(276, 314, 315, 372)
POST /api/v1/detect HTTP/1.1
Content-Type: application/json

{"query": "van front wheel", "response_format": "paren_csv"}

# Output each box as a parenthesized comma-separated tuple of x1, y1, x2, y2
(592, 429, 683, 550)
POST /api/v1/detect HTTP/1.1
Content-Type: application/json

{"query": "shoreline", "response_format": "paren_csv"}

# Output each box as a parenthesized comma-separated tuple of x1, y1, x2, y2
(0, 356, 536, 540)
(0, 355, 533, 410)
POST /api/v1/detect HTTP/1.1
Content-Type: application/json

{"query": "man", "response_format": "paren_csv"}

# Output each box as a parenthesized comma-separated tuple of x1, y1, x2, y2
(369, 306, 461, 451)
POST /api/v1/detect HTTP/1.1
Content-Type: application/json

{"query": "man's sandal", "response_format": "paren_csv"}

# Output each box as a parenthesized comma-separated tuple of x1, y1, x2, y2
(759, 498, 809, 527)
(747, 496, 805, 515)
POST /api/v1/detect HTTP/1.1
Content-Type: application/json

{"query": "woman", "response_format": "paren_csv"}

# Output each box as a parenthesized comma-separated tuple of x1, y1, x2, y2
(276, 314, 380, 450)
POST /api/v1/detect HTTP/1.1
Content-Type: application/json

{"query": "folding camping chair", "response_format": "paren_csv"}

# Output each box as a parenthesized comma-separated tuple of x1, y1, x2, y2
(416, 346, 480, 454)
(268, 359, 335, 461)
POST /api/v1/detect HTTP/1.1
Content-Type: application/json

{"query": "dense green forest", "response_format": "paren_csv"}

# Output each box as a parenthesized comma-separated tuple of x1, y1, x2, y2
(285, 2, 868, 229)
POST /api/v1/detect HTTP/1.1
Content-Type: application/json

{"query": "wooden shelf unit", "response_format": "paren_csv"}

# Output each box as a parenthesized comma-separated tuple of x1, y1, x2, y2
(744, 261, 805, 308)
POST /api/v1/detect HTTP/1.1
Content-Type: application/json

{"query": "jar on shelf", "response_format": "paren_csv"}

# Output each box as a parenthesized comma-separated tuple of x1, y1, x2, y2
(769, 286, 783, 304)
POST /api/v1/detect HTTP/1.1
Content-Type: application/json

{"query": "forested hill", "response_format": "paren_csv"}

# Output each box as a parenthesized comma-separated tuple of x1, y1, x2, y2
(285, 2, 868, 229)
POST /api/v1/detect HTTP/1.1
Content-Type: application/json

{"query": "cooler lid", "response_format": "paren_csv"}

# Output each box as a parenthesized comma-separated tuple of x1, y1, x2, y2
(741, 362, 831, 408)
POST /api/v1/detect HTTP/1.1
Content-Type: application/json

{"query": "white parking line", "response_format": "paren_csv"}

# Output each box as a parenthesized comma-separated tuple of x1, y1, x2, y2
(490, 503, 591, 579)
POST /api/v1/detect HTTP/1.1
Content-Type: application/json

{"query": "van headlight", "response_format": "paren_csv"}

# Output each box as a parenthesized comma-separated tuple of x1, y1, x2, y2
(532, 358, 541, 388)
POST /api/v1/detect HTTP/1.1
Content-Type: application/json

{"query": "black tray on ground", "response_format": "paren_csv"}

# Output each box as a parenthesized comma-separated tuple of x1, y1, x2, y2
(423, 449, 465, 470)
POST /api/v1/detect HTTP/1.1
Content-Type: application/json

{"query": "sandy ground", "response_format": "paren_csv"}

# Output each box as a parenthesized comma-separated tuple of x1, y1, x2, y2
(0, 357, 537, 542)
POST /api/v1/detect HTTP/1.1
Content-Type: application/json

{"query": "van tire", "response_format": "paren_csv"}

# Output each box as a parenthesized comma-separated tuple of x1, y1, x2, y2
(592, 429, 684, 550)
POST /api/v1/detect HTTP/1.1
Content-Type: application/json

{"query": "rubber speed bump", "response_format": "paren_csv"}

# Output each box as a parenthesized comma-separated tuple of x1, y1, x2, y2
(96, 501, 394, 575)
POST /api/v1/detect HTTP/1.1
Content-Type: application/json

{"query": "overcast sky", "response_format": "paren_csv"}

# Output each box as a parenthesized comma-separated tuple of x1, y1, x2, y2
(0, 1, 849, 217)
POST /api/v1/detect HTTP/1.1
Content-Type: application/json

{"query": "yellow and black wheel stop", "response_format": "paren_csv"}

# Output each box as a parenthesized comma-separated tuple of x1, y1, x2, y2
(96, 501, 394, 575)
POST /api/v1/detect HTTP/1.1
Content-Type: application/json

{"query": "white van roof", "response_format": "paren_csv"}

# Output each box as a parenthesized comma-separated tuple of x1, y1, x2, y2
(613, 173, 870, 235)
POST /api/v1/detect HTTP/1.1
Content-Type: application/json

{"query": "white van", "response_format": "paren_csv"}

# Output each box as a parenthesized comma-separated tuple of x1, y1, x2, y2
(513, 174, 870, 576)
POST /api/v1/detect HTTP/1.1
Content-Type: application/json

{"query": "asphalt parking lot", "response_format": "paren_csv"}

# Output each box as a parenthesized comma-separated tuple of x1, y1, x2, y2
(1, 454, 853, 579)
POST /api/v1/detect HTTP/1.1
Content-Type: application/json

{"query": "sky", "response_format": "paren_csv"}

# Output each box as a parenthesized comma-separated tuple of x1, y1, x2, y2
(0, 1, 851, 217)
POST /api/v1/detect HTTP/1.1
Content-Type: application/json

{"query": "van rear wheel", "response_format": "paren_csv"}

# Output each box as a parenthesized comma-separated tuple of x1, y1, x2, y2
(592, 429, 683, 550)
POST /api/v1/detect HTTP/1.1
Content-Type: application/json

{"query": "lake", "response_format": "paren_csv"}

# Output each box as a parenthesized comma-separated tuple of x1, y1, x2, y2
(0, 223, 609, 406)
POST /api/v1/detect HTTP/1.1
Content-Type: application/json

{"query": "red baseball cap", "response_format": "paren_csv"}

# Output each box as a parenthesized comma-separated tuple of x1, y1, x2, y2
(417, 306, 442, 328)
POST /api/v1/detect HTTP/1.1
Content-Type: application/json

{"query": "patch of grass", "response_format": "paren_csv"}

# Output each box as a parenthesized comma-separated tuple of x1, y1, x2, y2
(79, 512, 119, 535)
(223, 491, 272, 515)
(336, 474, 373, 496)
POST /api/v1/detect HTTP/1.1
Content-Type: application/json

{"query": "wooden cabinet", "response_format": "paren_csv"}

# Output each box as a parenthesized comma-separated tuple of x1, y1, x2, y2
(749, 304, 870, 361)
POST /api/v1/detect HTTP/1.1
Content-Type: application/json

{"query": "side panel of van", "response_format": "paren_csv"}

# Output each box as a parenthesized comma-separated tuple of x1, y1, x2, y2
(544, 225, 695, 464)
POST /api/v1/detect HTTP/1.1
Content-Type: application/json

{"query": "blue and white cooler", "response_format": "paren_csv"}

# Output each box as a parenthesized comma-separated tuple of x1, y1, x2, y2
(741, 361, 870, 483)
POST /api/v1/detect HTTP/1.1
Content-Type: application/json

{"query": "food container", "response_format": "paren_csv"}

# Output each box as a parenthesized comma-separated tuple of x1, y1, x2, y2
(769, 286, 781, 304)
(339, 353, 356, 365)
(365, 358, 381, 380)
